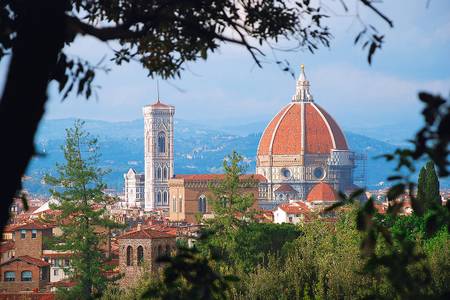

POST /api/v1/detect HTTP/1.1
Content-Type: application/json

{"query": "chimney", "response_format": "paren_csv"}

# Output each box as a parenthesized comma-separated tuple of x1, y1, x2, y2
(137, 223, 142, 231)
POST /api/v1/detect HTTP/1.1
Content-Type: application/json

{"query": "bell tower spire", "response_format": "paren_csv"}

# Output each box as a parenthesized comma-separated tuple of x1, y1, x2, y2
(292, 64, 313, 102)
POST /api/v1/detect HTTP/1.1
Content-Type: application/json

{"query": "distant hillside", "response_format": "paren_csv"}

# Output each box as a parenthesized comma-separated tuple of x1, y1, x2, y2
(23, 118, 447, 196)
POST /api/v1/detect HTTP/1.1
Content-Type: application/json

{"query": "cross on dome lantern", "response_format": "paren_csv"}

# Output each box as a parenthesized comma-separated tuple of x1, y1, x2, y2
(292, 64, 314, 102)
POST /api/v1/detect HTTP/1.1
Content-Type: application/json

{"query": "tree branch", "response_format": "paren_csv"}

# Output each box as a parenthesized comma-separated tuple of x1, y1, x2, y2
(66, 16, 145, 41)
(360, 0, 394, 27)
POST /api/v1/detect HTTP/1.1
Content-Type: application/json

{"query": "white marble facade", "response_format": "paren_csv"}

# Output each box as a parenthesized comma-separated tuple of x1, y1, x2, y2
(142, 101, 175, 211)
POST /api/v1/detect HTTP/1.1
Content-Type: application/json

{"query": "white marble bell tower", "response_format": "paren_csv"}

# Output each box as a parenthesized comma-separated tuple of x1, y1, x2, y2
(143, 99, 175, 211)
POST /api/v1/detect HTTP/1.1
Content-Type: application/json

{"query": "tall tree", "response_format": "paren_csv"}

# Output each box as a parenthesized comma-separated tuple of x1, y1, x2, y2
(417, 161, 441, 211)
(200, 151, 257, 268)
(0, 0, 394, 233)
(44, 120, 120, 299)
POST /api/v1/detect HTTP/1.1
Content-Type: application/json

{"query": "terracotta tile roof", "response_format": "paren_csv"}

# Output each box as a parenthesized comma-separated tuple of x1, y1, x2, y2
(278, 202, 310, 214)
(174, 173, 267, 182)
(3, 224, 19, 233)
(315, 104, 348, 149)
(13, 220, 54, 230)
(272, 103, 302, 155)
(257, 102, 348, 156)
(147, 100, 173, 109)
(307, 182, 338, 202)
(0, 255, 50, 267)
(117, 227, 176, 240)
(258, 104, 291, 156)
(275, 184, 297, 193)
(305, 104, 334, 154)
(0, 240, 14, 253)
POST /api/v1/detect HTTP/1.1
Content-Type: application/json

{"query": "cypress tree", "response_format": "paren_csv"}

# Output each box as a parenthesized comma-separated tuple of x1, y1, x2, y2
(44, 120, 120, 299)
(425, 161, 441, 208)
(417, 161, 441, 211)
(417, 165, 427, 208)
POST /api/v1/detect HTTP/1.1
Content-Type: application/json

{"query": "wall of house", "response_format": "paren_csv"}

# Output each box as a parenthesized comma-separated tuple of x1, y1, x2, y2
(13, 229, 51, 258)
(169, 179, 260, 224)
(273, 208, 287, 224)
(0, 261, 49, 293)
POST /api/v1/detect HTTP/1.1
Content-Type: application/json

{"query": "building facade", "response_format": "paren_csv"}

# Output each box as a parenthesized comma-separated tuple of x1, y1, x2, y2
(256, 65, 355, 208)
(124, 168, 145, 208)
(168, 174, 266, 224)
(12, 222, 53, 259)
(0, 256, 50, 293)
(143, 100, 175, 211)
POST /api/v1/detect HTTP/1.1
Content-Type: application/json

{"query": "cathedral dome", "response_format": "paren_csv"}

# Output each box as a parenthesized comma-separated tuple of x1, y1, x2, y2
(257, 65, 348, 156)
(306, 182, 338, 202)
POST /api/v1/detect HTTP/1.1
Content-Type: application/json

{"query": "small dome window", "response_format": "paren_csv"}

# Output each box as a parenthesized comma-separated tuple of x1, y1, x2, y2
(313, 167, 325, 179)
(281, 168, 291, 178)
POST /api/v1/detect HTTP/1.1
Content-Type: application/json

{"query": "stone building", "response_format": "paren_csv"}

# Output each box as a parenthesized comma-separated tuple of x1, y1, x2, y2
(143, 100, 175, 211)
(0, 241, 14, 264)
(12, 222, 53, 258)
(256, 65, 355, 207)
(117, 226, 176, 286)
(123, 168, 145, 208)
(168, 174, 267, 224)
(0, 256, 50, 293)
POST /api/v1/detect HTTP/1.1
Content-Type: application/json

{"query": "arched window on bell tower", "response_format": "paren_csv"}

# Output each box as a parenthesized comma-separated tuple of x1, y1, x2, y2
(157, 191, 162, 204)
(157, 166, 162, 180)
(158, 132, 166, 153)
(163, 191, 168, 205)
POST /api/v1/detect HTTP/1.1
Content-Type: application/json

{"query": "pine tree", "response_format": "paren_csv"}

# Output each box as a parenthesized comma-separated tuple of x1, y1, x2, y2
(200, 151, 257, 266)
(44, 120, 120, 299)
(417, 161, 441, 211)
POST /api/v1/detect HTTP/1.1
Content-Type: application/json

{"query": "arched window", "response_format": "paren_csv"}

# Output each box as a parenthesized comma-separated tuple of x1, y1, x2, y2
(163, 191, 168, 205)
(165, 245, 171, 256)
(158, 132, 166, 153)
(172, 197, 177, 212)
(137, 246, 144, 266)
(21, 271, 32, 282)
(198, 195, 207, 213)
(126, 246, 133, 266)
(163, 166, 168, 179)
(4, 271, 15, 282)
(157, 167, 162, 180)
(157, 245, 163, 259)
(178, 196, 183, 213)
(157, 191, 162, 204)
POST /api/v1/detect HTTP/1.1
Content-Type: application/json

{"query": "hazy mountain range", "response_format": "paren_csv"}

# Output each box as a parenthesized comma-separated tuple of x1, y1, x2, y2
(23, 118, 448, 196)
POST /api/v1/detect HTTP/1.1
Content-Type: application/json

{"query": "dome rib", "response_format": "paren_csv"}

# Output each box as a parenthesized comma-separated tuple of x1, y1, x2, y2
(257, 104, 291, 155)
(314, 104, 348, 149)
(270, 103, 297, 155)
(311, 102, 336, 149)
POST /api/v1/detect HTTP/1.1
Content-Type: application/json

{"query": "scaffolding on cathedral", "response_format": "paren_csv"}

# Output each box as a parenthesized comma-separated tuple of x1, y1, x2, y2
(353, 152, 367, 189)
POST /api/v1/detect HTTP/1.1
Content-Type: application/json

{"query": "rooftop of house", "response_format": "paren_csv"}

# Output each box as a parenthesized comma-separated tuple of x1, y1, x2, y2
(0, 255, 50, 268)
(277, 202, 310, 214)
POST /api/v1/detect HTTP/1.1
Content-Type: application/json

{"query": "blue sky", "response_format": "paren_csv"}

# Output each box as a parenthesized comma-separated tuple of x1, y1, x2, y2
(1, 1, 449, 137)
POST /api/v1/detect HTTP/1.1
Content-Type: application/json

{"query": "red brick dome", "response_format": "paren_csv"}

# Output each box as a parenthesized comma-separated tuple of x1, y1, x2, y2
(306, 182, 338, 202)
(257, 102, 348, 156)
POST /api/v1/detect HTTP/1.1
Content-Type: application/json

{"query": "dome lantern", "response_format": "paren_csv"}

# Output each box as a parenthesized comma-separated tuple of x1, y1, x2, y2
(292, 64, 313, 102)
